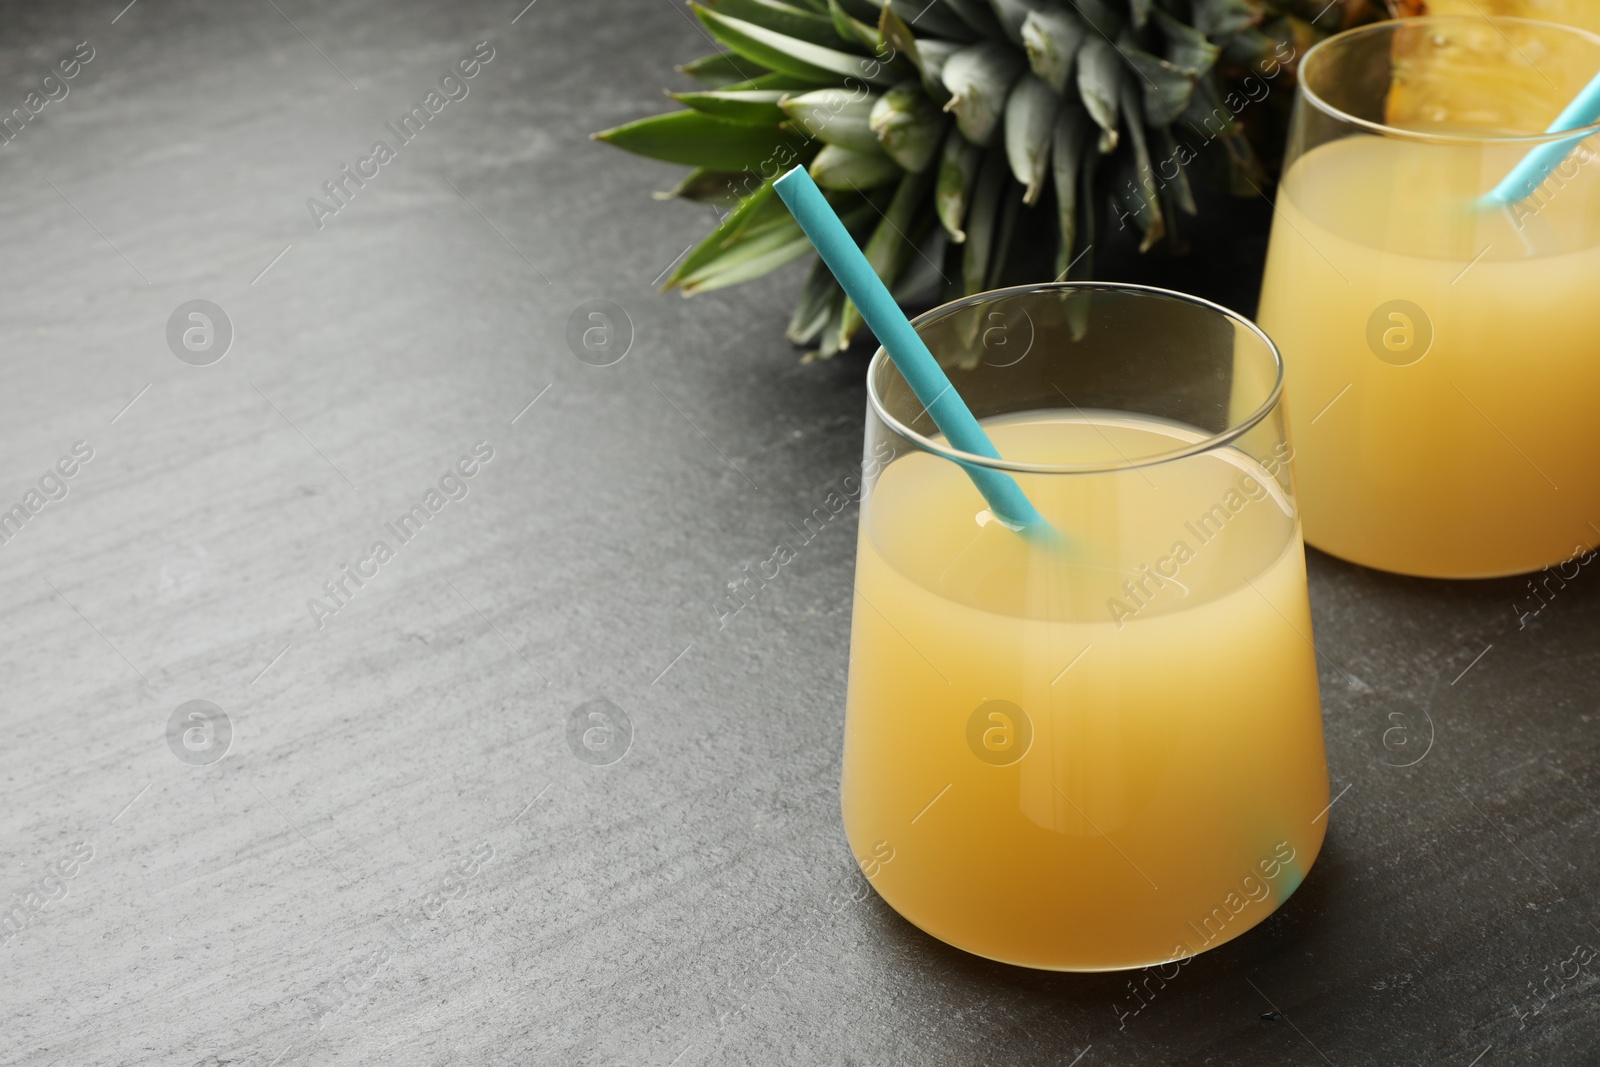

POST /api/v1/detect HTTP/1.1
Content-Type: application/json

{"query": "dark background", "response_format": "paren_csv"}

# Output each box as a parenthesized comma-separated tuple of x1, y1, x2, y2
(0, 1, 1595, 1064)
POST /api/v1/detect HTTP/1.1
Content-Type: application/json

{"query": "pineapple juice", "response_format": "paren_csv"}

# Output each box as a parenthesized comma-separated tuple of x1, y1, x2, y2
(1258, 134, 1600, 577)
(840, 414, 1328, 972)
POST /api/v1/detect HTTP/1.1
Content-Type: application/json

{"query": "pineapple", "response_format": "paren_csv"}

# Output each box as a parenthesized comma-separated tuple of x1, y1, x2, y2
(1397, 0, 1600, 33)
(596, 0, 1387, 358)
(1385, 1, 1600, 130)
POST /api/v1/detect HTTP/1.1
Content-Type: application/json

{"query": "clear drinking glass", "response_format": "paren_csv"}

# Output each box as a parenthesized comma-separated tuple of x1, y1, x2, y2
(1257, 16, 1600, 578)
(840, 283, 1328, 972)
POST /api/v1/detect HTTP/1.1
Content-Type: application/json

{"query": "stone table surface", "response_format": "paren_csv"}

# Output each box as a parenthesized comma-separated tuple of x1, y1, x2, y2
(1, 2, 1596, 1065)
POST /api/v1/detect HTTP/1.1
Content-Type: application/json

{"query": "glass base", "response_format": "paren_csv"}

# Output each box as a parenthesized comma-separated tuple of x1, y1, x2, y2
(1303, 532, 1591, 580)
(845, 820, 1328, 973)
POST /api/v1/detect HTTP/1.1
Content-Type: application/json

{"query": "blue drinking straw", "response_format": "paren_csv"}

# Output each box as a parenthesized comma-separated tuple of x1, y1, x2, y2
(1483, 70, 1600, 205)
(772, 166, 1057, 541)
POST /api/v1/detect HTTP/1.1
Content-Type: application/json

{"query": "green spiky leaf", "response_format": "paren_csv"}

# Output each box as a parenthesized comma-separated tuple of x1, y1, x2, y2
(989, 186, 1022, 287)
(878, 6, 947, 104)
(677, 214, 813, 293)
(1192, 0, 1260, 37)
(1115, 78, 1165, 251)
(870, 80, 945, 173)
(1157, 126, 1198, 215)
(672, 88, 790, 124)
(989, 0, 1045, 45)
(810, 143, 902, 188)
(718, 71, 822, 91)
(1153, 9, 1221, 75)
(825, 0, 880, 49)
(670, 176, 840, 285)
(814, 293, 851, 360)
(1122, 46, 1196, 126)
(1222, 27, 1280, 66)
(678, 51, 767, 86)
(693, 4, 900, 86)
(832, 0, 880, 21)
(781, 88, 884, 153)
(942, 41, 1024, 146)
(788, 256, 844, 343)
(935, 126, 980, 242)
(673, 189, 876, 295)
(1021, 7, 1086, 93)
(1050, 103, 1090, 278)
(652, 167, 745, 203)
(1003, 72, 1057, 204)
(594, 109, 811, 170)
(887, 0, 969, 39)
(913, 39, 961, 105)
(702, 0, 847, 46)
(840, 166, 935, 339)
(667, 180, 782, 287)
(962, 147, 1008, 295)
(1182, 76, 1238, 140)
(891, 223, 948, 304)
(1075, 37, 1122, 153)
(1066, 151, 1096, 338)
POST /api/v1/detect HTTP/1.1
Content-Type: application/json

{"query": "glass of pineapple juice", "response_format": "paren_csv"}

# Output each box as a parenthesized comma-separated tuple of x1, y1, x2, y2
(841, 283, 1329, 972)
(1257, 16, 1600, 578)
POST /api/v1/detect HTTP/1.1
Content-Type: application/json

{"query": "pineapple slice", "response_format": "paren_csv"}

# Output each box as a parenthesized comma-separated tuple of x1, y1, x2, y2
(1405, 0, 1600, 35)
(1385, 12, 1597, 133)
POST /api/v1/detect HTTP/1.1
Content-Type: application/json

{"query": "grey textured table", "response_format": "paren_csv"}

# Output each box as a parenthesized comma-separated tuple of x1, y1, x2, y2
(2, 2, 1597, 1065)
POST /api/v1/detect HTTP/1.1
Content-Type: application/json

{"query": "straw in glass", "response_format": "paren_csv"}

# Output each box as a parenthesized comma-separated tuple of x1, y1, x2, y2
(1483, 70, 1600, 205)
(772, 166, 1058, 542)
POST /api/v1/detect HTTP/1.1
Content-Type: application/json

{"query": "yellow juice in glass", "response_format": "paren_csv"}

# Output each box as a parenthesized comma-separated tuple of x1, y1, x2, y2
(1257, 129, 1600, 577)
(840, 413, 1328, 972)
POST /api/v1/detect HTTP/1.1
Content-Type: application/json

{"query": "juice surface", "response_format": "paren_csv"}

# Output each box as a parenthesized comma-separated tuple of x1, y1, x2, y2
(841, 414, 1328, 971)
(1257, 134, 1600, 577)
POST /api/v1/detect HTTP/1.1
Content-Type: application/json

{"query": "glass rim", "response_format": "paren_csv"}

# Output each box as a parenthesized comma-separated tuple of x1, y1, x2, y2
(1300, 15, 1600, 146)
(866, 281, 1285, 476)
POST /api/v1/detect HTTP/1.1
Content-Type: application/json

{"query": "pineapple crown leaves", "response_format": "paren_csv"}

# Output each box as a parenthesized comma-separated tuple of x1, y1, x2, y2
(593, 0, 1365, 358)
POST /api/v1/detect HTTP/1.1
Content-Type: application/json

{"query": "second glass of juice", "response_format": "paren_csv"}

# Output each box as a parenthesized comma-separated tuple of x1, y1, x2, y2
(841, 283, 1329, 972)
(1257, 16, 1600, 578)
